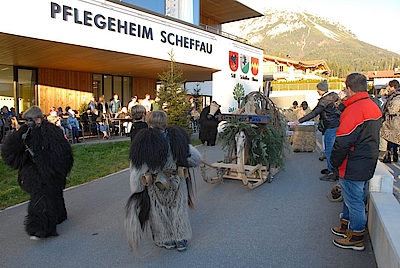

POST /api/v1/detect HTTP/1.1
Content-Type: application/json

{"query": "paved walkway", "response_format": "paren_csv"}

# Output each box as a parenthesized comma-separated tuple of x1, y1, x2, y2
(0, 133, 379, 268)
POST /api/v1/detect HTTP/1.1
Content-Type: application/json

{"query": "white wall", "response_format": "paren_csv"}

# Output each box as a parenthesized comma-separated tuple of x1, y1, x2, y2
(374, 78, 399, 87)
(0, 0, 216, 67)
(0, 0, 264, 108)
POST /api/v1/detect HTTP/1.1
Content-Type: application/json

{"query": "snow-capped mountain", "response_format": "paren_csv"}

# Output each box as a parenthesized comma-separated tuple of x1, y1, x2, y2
(222, 8, 399, 77)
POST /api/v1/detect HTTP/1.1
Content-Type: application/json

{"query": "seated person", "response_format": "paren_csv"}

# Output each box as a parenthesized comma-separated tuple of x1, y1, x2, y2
(57, 107, 63, 117)
(117, 107, 132, 135)
(66, 109, 81, 143)
(63, 106, 71, 117)
(47, 110, 66, 138)
(1, 106, 17, 138)
(1, 106, 14, 127)
(81, 108, 97, 135)
(97, 118, 110, 139)
(80, 109, 92, 129)
(90, 109, 99, 134)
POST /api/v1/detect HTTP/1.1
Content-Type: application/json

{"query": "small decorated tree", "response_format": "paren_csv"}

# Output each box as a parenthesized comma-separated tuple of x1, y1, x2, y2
(233, 83, 245, 109)
(157, 50, 191, 131)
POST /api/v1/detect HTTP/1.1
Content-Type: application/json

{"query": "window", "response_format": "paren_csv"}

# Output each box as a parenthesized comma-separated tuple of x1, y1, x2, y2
(93, 74, 132, 106)
(166, 0, 199, 24)
(0, 66, 37, 117)
(17, 68, 36, 115)
(0, 66, 14, 112)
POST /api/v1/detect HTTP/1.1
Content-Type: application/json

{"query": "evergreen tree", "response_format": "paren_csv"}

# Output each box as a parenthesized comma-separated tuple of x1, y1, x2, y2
(156, 51, 191, 131)
(192, 83, 202, 111)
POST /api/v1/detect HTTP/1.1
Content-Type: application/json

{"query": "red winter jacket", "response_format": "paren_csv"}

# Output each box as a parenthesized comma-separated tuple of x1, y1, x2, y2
(331, 92, 382, 181)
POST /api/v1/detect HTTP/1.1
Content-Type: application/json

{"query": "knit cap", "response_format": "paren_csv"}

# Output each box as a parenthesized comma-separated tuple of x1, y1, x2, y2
(317, 80, 328, 91)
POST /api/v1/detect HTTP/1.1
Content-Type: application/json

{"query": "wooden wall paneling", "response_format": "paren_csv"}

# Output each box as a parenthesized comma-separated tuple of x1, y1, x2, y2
(38, 68, 92, 92)
(133, 77, 157, 99)
(39, 85, 93, 114)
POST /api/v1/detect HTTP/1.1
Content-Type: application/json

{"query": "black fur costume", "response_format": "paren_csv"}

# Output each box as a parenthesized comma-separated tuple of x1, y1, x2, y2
(1, 121, 74, 238)
(199, 105, 221, 146)
(125, 126, 201, 252)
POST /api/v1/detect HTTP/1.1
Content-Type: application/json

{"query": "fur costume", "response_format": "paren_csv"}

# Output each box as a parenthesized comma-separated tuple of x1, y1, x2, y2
(125, 126, 201, 252)
(381, 90, 400, 145)
(199, 104, 221, 146)
(1, 120, 74, 238)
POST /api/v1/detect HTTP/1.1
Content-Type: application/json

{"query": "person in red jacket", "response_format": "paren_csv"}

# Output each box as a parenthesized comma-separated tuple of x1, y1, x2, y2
(330, 73, 382, 251)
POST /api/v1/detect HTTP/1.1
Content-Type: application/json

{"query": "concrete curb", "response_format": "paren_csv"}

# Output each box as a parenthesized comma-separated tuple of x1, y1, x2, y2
(369, 161, 400, 267)
(369, 193, 400, 268)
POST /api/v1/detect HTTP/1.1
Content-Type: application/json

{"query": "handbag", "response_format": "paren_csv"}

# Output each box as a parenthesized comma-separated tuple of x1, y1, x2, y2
(317, 120, 325, 134)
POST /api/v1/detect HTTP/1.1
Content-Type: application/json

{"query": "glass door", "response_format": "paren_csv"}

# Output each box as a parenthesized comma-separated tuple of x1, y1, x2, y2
(0, 65, 14, 113)
(16, 67, 37, 116)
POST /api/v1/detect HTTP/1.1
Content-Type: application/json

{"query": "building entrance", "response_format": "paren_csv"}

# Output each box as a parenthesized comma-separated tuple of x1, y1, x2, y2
(0, 65, 37, 117)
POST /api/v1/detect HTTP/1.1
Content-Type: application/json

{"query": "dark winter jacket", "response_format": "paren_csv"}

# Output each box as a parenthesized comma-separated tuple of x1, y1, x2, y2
(130, 121, 148, 142)
(298, 92, 341, 131)
(330, 92, 382, 181)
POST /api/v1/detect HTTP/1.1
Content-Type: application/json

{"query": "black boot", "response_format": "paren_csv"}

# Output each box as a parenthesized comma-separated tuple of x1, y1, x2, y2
(378, 151, 386, 161)
(393, 150, 398, 162)
(382, 152, 391, 163)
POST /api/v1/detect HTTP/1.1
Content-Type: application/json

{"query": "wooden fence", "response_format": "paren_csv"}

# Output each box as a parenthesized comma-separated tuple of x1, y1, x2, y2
(271, 81, 344, 91)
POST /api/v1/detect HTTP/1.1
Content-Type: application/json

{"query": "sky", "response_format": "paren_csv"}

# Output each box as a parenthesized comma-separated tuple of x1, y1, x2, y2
(239, 0, 400, 55)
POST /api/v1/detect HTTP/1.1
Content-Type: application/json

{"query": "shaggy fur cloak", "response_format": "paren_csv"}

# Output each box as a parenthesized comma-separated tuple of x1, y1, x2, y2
(1, 121, 74, 238)
(125, 126, 201, 252)
(198, 105, 221, 146)
(381, 90, 400, 145)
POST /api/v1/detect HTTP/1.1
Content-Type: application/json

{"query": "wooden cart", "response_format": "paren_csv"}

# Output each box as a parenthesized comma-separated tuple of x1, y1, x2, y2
(200, 130, 280, 189)
(200, 92, 286, 189)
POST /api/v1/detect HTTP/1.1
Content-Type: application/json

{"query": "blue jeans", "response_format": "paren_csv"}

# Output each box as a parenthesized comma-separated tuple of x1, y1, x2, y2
(340, 178, 368, 232)
(324, 127, 337, 173)
(71, 127, 79, 139)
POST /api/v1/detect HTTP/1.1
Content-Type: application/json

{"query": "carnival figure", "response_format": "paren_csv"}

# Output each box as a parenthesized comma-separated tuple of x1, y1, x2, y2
(125, 110, 201, 252)
(199, 101, 221, 146)
(1, 106, 74, 240)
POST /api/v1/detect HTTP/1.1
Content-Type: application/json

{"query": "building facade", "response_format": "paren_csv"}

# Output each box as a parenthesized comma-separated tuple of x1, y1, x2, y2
(263, 55, 330, 81)
(0, 0, 263, 115)
(367, 70, 400, 95)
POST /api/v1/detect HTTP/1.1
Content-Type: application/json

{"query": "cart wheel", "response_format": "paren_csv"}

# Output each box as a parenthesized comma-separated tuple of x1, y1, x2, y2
(267, 173, 273, 183)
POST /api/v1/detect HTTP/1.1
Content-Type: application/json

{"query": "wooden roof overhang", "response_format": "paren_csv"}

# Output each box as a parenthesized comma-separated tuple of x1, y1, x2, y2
(0, 33, 217, 82)
(0, 1, 262, 82)
(200, 0, 263, 24)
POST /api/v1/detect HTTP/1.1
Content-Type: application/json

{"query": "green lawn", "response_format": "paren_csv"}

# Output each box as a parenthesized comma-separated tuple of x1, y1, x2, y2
(0, 138, 202, 210)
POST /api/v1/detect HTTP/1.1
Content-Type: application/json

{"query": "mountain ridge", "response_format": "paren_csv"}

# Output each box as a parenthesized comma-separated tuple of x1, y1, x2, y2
(222, 9, 400, 78)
